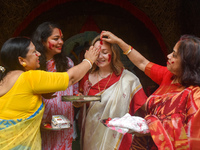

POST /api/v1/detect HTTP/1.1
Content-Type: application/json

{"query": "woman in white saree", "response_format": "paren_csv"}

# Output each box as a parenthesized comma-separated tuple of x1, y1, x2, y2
(79, 35, 147, 150)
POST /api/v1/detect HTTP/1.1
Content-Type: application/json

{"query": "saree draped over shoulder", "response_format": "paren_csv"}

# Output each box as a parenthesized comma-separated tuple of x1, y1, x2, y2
(80, 69, 147, 150)
(0, 70, 69, 150)
(130, 62, 200, 150)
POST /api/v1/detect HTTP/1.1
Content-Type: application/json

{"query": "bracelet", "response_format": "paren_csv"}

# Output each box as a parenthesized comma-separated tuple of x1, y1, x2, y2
(83, 59, 93, 69)
(86, 58, 93, 65)
(123, 45, 133, 55)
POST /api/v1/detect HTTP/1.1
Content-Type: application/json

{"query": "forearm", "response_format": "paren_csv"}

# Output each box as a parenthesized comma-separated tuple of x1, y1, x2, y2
(67, 44, 99, 86)
(116, 38, 149, 72)
(67, 61, 90, 86)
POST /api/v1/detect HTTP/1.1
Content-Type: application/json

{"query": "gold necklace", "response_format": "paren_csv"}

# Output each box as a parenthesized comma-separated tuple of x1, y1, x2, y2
(97, 72, 113, 95)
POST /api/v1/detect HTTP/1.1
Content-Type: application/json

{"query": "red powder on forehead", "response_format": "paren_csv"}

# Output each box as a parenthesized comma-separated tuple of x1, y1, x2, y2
(172, 61, 174, 64)
(59, 29, 62, 37)
(99, 46, 101, 51)
(108, 54, 111, 62)
(100, 36, 103, 45)
(48, 41, 54, 49)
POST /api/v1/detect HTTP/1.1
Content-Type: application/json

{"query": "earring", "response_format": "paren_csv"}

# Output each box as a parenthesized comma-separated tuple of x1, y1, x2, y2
(22, 62, 26, 67)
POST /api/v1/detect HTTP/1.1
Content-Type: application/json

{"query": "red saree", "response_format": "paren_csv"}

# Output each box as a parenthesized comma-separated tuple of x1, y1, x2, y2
(131, 62, 200, 150)
(79, 69, 147, 150)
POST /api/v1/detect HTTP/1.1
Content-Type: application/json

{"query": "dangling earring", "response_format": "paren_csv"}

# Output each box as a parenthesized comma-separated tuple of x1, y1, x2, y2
(22, 62, 27, 67)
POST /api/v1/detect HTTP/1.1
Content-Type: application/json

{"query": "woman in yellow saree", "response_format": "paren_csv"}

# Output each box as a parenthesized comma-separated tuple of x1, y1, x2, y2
(0, 37, 99, 150)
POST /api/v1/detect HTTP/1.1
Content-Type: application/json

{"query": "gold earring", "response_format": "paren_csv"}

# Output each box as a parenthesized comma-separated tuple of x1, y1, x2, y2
(22, 62, 26, 67)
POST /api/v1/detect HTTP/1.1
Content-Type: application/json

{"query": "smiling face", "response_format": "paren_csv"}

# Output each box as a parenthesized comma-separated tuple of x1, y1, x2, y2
(94, 41, 112, 69)
(43, 28, 63, 59)
(167, 42, 182, 76)
(23, 42, 41, 70)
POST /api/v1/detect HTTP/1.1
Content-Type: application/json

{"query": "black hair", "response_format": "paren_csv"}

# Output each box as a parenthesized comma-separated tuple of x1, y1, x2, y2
(32, 22, 69, 72)
(178, 35, 200, 87)
(0, 37, 31, 80)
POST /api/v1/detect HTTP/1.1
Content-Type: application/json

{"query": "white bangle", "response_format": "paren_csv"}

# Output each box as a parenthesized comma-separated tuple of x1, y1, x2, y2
(126, 49, 132, 55)
(123, 45, 133, 55)
(83, 59, 92, 69)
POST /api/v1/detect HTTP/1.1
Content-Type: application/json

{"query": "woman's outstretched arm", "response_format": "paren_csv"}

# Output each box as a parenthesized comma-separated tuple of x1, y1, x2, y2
(67, 45, 100, 86)
(101, 31, 149, 72)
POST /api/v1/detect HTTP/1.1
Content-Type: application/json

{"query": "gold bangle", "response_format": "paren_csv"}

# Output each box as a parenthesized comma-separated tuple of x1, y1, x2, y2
(123, 45, 132, 55)
(86, 58, 93, 65)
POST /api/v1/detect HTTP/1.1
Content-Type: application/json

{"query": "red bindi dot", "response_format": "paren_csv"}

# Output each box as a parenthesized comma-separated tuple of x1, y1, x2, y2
(172, 62, 174, 64)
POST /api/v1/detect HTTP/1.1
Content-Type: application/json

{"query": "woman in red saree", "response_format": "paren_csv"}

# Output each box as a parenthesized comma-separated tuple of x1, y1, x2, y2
(79, 35, 147, 150)
(101, 31, 200, 149)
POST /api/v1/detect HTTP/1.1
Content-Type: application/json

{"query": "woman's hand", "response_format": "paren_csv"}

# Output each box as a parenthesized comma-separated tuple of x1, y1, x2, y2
(84, 45, 100, 63)
(100, 30, 149, 72)
(67, 46, 99, 86)
(72, 93, 89, 108)
(100, 31, 121, 44)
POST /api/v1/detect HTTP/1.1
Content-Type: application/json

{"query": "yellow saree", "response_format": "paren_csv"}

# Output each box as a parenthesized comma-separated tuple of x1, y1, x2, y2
(0, 103, 44, 150)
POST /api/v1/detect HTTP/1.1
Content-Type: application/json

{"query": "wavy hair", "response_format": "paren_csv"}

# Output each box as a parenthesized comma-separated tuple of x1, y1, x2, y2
(178, 35, 200, 87)
(32, 22, 69, 72)
(90, 35, 124, 75)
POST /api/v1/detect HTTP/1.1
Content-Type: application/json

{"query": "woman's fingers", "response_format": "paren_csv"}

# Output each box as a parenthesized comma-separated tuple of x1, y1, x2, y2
(85, 45, 100, 63)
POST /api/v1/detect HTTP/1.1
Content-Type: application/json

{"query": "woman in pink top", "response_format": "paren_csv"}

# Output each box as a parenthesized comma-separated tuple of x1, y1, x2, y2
(32, 22, 79, 150)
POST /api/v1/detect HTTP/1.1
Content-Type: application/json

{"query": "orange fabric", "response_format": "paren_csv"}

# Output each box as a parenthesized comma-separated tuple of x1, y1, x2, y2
(131, 63, 200, 149)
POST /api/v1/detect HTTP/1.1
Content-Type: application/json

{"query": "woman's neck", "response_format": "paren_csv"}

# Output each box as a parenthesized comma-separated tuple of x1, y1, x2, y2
(45, 52, 54, 61)
(98, 67, 112, 79)
(171, 76, 180, 84)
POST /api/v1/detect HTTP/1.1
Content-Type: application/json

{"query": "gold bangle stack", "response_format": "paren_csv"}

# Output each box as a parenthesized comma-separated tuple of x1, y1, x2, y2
(123, 45, 133, 55)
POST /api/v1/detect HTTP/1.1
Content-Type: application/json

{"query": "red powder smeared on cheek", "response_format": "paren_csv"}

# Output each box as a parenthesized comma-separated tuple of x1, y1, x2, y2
(108, 54, 111, 62)
(35, 53, 39, 56)
(48, 42, 54, 49)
